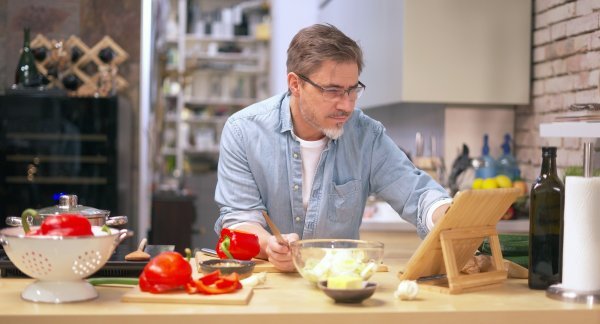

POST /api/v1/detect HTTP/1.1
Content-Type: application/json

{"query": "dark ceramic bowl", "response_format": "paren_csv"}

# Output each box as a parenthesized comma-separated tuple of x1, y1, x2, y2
(199, 259, 255, 279)
(317, 280, 377, 303)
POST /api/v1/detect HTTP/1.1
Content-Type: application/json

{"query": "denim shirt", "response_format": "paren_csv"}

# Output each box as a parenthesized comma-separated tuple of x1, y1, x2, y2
(214, 93, 450, 239)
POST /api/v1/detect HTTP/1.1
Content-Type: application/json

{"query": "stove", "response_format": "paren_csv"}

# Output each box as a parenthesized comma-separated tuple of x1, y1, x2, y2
(0, 244, 147, 278)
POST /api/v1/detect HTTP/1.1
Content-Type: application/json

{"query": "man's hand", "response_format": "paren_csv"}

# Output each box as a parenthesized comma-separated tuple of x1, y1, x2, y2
(266, 233, 299, 271)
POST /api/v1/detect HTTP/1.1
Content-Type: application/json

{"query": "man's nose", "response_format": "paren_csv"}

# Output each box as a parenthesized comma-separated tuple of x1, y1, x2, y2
(335, 94, 355, 111)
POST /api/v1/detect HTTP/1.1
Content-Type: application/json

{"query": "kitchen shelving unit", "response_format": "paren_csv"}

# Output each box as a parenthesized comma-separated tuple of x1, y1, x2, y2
(158, 0, 270, 177)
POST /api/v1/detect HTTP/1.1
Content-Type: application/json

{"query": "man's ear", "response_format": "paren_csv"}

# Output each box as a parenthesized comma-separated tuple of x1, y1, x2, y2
(287, 72, 300, 96)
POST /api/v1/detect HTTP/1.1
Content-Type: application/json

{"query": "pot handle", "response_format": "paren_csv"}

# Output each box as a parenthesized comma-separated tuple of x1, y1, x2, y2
(113, 229, 133, 246)
(106, 216, 128, 226)
(5, 216, 22, 227)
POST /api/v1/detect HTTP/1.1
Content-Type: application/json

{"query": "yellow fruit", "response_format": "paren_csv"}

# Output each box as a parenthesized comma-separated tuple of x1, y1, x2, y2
(472, 178, 484, 189)
(495, 175, 513, 188)
(482, 178, 499, 189)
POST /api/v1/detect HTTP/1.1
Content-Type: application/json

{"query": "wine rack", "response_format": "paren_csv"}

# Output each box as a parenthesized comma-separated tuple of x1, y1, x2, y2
(29, 34, 129, 96)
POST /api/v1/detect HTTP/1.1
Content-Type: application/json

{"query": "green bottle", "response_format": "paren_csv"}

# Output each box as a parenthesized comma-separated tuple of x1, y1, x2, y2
(14, 27, 41, 88)
(528, 146, 564, 289)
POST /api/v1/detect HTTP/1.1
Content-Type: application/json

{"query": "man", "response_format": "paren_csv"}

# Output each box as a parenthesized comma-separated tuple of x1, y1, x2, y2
(214, 24, 451, 271)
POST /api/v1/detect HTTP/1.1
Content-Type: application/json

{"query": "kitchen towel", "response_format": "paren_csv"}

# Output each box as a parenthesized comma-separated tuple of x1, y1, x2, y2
(562, 176, 600, 292)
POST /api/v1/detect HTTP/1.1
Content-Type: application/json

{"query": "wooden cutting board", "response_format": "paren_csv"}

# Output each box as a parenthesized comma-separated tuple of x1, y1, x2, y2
(121, 258, 253, 305)
(195, 251, 389, 273)
(399, 188, 520, 280)
(121, 286, 253, 305)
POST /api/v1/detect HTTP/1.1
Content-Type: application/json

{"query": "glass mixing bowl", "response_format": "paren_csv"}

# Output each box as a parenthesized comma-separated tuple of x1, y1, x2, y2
(290, 239, 384, 284)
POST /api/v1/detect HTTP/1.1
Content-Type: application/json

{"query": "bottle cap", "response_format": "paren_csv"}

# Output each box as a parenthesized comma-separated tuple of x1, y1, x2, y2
(542, 146, 557, 157)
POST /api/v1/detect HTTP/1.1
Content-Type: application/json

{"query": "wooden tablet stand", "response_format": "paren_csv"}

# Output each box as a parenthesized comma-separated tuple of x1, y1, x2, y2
(398, 188, 521, 294)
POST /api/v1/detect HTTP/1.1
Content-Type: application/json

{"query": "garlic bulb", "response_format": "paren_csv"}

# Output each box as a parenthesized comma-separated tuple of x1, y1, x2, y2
(394, 280, 419, 300)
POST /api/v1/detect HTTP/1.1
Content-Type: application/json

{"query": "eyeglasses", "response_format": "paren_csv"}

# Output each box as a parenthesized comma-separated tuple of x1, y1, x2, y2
(296, 73, 366, 101)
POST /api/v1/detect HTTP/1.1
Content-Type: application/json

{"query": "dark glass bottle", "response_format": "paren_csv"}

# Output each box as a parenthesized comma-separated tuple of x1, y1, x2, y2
(14, 27, 42, 88)
(528, 146, 564, 290)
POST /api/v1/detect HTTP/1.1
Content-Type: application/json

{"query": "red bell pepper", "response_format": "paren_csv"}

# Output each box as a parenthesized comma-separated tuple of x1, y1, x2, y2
(197, 269, 221, 286)
(139, 251, 192, 294)
(185, 270, 242, 295)
(215, 228, 260, 261)
(27, 213, 93, 237)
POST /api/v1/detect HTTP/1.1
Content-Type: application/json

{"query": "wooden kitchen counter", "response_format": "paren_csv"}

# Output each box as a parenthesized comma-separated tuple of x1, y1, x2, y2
(1, 258, 599, 324)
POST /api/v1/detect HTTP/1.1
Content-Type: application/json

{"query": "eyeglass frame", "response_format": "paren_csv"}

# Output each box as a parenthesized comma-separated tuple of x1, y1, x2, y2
(295, 73, 366, 101)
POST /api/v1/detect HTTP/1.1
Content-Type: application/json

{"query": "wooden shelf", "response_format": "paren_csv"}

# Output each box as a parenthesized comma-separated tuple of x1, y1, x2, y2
(183, 63, 266, 74)
(184, 35, 266, 43)
(161, 147, 177, 155)
(164, 114, 227, 124)
(6, 176, 108, 185)
(184, 147, 220, 156)
(540, 122, 600, 138)
(185, 97, 256, 107)
(187, 52, 261, 61)
(167, 35, 267, 44)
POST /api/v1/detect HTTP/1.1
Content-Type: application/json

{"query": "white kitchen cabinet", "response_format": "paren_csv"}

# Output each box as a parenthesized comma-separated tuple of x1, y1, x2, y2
(318, 0, 531, 108)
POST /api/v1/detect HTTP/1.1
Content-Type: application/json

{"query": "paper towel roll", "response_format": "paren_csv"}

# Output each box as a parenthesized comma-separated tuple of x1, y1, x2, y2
(562, 176, 600, 292)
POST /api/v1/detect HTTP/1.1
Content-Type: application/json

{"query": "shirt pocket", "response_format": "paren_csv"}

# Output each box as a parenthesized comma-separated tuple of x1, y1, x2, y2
(327, 179, 362, 223)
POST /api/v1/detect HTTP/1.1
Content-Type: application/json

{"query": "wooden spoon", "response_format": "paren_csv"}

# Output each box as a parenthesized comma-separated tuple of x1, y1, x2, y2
(125, 238, 151, 261)
(261, 210, 288, 247)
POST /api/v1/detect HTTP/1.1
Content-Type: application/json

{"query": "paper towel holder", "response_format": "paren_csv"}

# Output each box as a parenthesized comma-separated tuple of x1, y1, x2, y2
(546, 142, 598, 304)
(582, 142, 594, 177)
(540, 107, 599, 303)
(546, 284, 600, 304)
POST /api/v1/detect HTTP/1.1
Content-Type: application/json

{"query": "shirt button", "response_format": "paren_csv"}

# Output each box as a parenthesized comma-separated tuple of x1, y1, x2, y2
(295, 216, 301, 222)
(293, 153, 299, 159)
(293, 184, 299, 191)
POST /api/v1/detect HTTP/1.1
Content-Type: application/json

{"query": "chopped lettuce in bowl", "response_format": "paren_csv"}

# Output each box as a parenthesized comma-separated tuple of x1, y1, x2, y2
(290, 239, 384, 284)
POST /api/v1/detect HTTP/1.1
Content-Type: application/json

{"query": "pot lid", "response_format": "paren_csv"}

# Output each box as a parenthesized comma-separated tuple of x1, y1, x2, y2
(37, 194, 109, 217)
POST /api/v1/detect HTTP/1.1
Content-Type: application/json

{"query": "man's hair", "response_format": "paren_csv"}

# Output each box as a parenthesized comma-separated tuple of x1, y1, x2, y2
(286, 23, 364, 76)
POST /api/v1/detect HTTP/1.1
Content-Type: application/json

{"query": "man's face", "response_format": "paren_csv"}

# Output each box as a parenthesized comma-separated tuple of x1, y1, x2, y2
(291, 60, 360, 141)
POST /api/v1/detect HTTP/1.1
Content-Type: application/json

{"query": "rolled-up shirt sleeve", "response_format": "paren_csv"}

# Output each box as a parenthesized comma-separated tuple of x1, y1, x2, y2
(367, 121, 451, 239)
(214, 118, 267, 234)
(425, 197, 454, 230)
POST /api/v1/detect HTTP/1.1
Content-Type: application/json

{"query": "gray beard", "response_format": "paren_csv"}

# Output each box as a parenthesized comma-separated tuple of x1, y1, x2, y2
(298, 102, 345, 140)
(323, 126, 344, 140)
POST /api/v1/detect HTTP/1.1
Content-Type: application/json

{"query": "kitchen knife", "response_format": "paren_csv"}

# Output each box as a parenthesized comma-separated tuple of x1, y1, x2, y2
(144, 244, 175, 258)
(199, 248, 218, 257)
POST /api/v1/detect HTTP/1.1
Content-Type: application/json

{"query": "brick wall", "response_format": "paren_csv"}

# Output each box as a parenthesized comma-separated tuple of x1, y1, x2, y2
(516, 0, 600, 184)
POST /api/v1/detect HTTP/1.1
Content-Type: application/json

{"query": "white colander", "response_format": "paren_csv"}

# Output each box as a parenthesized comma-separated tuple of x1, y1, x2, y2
(0, 226, 128, 303)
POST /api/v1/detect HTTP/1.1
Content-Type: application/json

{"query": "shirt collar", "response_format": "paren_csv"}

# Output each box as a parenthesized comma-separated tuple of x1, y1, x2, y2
(279, 92, 337, 145)
(279, 92, 293, 134)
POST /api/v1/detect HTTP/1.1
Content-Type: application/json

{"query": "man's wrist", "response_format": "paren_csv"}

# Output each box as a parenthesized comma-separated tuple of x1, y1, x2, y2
(425, 198, 453, 230)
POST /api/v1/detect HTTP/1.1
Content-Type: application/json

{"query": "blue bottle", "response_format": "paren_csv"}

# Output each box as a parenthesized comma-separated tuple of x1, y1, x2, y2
(474, 134, 496, 179)
(496, 133, 519, 180)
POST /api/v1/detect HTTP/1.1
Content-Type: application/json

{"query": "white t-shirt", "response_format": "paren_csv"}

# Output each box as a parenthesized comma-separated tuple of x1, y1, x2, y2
(297, 136, 328, 211)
